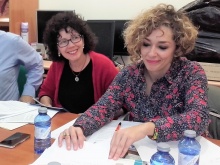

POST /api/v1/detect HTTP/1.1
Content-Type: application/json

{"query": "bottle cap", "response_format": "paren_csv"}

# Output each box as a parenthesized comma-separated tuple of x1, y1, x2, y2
(157, 142, 170, 152)
(184, 130, 196, 138)
(38, 107, 47, 113)
(21, 22, 28, 29)
(47, 162, 61, 165)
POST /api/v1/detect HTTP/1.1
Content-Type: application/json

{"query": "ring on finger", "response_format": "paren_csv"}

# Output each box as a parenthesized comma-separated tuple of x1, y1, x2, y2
(63, 132, 70, 137)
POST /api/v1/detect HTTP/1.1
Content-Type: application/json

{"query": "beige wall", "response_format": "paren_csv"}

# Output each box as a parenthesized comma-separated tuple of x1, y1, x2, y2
(39, 0, 194, 20)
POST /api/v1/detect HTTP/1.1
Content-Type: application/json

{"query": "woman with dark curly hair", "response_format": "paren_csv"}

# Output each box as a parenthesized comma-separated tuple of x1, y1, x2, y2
(58, 4, 209, 160)
(38, 12, 118, 113)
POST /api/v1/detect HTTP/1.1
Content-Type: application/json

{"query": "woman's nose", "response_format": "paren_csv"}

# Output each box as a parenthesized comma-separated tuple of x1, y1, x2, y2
(148, 46, 157, 57)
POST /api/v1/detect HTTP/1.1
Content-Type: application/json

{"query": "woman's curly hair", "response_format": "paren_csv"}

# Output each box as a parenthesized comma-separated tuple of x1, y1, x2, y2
(43, 12, 97, 61)
(123, 4, 198, 63)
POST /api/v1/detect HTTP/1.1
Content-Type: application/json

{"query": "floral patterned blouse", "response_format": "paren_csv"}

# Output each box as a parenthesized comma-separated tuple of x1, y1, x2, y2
(74, 57, 209, 142)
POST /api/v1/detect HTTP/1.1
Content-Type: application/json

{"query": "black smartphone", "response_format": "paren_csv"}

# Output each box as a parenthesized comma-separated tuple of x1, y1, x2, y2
(0, 132, 30, 148)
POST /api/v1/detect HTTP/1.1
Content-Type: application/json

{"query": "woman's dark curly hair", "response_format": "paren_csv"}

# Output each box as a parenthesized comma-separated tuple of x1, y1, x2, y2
(43, 12, 97, 61)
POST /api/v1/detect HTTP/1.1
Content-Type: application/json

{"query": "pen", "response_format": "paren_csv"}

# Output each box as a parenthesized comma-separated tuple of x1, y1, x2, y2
(32, 97, 47, 107)
(115, 122, 121, 131)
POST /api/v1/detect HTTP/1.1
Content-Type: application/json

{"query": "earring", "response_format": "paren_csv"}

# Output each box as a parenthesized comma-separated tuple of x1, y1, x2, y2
(58, 52, 61, 57)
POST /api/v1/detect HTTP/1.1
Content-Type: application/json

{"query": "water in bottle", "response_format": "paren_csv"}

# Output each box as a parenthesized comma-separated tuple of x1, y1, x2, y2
(150, 142, 175, 165)
(34, 107, 51, 154)
(178, 130, 201, 165)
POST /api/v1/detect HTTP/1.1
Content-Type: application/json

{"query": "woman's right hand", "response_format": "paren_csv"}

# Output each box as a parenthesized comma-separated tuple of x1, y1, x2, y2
(58, 126, 86, 150)
(39, 96, 52, 107)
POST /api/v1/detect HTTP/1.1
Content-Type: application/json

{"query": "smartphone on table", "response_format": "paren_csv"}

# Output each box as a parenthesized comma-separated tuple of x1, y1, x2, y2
(0, 132, 30, 148)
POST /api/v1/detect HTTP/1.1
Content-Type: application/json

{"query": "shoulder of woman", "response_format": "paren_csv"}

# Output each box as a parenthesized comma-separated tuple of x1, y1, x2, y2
(177, 58, 206, 80)
(181, 57, 204, 71)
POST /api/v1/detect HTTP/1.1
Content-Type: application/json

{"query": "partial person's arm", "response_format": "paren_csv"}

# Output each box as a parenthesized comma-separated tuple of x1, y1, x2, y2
(19, 95, 35, 103)
(16, 36, 44, 101)
(109, 122, 155, 160)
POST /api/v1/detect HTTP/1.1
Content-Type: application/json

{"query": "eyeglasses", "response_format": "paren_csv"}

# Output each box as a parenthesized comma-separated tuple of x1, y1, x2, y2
(57, 35, 83, 48)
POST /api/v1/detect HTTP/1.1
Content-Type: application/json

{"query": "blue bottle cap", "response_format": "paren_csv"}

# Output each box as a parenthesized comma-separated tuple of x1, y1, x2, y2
(38, 107, 47, 113)
(184, 130, 196, 138)
(157, 142, 170, 152)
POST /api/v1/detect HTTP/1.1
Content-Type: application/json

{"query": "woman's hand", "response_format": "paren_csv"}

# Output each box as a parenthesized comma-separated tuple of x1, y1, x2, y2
(58, 126, 86, 150)
(109, 122, 155, 160)
(19, 95, 35, 104)
(39, 96, 52, 107)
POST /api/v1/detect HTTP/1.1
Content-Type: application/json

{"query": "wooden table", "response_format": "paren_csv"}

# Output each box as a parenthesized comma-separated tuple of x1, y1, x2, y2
(0, 112, 220, 165)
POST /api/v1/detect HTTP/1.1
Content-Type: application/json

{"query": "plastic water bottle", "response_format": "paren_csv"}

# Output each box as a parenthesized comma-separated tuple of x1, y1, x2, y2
(178, 130, 201, 165)
(21, 22, 29, 43)
(34, 107, 51, 154)
(150, 142, 175, 165)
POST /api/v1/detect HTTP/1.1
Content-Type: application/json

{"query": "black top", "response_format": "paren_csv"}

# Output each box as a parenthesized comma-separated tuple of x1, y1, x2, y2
(58, 60, 94, 113)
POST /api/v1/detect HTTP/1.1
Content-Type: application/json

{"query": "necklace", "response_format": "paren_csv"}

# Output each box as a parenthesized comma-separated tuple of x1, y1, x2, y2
(69, 56, 87, 82)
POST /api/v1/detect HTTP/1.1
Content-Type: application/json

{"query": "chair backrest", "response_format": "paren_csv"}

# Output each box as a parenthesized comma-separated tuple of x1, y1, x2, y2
(208, 85, 220, 139)
(17, 66, 27, 96)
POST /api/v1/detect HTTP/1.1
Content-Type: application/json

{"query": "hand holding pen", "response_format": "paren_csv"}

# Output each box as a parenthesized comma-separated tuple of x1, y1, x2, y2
(109, 122, 154, 160)
(115, 122, 121, 131)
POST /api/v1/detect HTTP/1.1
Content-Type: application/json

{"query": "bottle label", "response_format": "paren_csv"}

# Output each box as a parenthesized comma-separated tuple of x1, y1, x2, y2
(21, 32, 29, 43)
(178, 153, 200, 165)
(21, 28, 28, 33)
(35, 126, 51, 139)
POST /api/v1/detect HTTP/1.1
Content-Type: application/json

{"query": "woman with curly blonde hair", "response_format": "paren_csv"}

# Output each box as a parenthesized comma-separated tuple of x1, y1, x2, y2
(58, 4, 209, 160)
(124, 3, 198, 62)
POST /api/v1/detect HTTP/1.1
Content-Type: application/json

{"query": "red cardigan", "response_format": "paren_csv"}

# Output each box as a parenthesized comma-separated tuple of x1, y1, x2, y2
(39, 51, 118, 107)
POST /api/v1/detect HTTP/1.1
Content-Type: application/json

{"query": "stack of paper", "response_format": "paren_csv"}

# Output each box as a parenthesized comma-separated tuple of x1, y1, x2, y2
(0, 101, 58, 130)
(0, 101, 37, 119)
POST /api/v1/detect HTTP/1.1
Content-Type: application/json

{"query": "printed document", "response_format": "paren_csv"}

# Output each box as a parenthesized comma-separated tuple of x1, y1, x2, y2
(0, 101, 37, 118)
(0, 101, 58, 130)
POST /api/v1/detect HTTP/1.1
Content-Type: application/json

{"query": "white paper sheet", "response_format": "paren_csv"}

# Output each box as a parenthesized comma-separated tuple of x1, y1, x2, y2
(0, 109, 58, 124)
(0, 108, 58, 130)
(0, 101, 38, 119)
(31, 120, 141, 165)
(31, 137, 135, 165)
